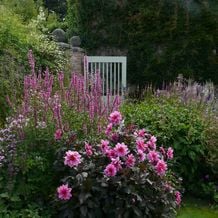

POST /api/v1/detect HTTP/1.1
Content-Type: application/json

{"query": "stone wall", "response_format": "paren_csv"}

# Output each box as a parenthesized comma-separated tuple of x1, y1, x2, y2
(52, 28, 129, 75)
(70, 47, 85, 74)
(52, 29, 86, 74)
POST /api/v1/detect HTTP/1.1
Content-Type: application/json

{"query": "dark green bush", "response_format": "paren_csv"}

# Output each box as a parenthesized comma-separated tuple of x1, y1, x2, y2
(122, 96, 217, 199)
(67, 0, 217, 86)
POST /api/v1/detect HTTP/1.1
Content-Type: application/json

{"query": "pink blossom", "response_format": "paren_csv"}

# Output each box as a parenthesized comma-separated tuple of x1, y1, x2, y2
(150, 135, 157, 143)
(111, 157, 123, 171)
(58, 71, 64, 82)
(138, 150, 146, 162)
(134, 129, 146, 138)
(105, 123, 113, 136)
(138, 129, 146, 137)
(57, 184, 72, 200)
(148, 135, 157, 150)
(159, 146, 166, 156)
(147, 151, 160, 164)
(136, 139, 147, 152)
(147, 140, 156, 150)
(100, 140, 110, 154)
(109, 111, 122, 125)
(106, 149, 117, 159)
(64, 150, 81, 167)
(125, 154, 136, 167)
(104, 163, 117, 177)
(114, 143, 129, 157)
(164, 183, 173, 192)
(85, 142, 93, 156)
(111, 133, 119, 142)
(167, 147, 174, 160)
(155, 159, 167, 176)
(175, 191, 182, 206)
(54, 129, 62, 140)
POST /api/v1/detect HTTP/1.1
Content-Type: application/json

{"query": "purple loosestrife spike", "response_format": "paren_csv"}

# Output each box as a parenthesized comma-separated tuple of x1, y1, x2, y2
(6, 95, 13, 109)
(58, 71, 64, 83)
(28, 50, 35, 75)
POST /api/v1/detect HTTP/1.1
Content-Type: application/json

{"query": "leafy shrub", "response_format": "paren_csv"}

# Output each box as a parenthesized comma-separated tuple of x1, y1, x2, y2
(205, 117, 218, 176)
(0, 5, 65, 123)
(0, 0, 40, 22)
(0, 53, 120, 213)
(54, 111, 181, 218)
(0, 203, 51, 218)
(122, 94, 217, 200)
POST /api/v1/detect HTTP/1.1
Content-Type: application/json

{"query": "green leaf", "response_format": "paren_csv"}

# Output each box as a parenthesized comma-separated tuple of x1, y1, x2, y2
(80, 205, 88, 217)
(0, 193, 9, 199)
(133, 206, 143, 217)
(188, 151, 196, 161)
(10, 195, 20, 202)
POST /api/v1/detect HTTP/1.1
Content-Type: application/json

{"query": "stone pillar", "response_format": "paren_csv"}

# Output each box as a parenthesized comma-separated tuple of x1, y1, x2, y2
(52, 29, 85, 74)
(70, 36, 85, 74)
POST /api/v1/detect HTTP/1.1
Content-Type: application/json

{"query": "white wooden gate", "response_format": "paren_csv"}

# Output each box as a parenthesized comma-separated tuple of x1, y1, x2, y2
(84, 56, 127, 96)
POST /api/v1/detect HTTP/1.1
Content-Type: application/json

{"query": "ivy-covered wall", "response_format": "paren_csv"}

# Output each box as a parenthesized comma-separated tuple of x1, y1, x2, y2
(67, 0, 217, 86)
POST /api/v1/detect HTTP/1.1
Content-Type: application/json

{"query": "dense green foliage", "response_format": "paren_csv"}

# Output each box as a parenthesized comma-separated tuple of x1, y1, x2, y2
(0, 61, 181, 217)
(122, 95, 218, 200)
(44, 0, 67, 19)
(0, 0, 42, 22)
(0, 4, 65, 124)
(67, 0, 218, 86)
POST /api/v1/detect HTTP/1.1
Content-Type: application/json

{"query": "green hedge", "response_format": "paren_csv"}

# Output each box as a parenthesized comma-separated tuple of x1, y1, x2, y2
(122, 96, 217, 199)
(67, 0, 217, 86)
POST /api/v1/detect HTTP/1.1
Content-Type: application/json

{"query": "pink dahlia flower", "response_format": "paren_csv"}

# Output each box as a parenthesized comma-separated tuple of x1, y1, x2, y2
(147, 140, 156, 150)
(147, 151, 160, 164)
(115, 143, 129, 157)
(57, 184, 72, 200)
(159, 146, 166, 156)
(155, 159, 167, 176)
(54, 129, 62, 140)
(138, 150, 146, 162)
(150, 135, 157, 143)
(126, 154, 136, 167)
(164, 183, 173, 192)
(167, 147, 174, 160)
(106, 149, 117, 159)
(175, 191, 182, 206)
(134, 128, 146, 138)
(136, 139, 147, 152)
(111, 157, 123, 171)
(105, 123, 113, 136)
(111, 133, 119, 143)
(104, 163, 117, 177)
(64, 150, 81, 167)
(85, 142, 93, 156)
(109, 111, 122, 125)
(147, 135, 157, 150)
(100, 140, 110, 154)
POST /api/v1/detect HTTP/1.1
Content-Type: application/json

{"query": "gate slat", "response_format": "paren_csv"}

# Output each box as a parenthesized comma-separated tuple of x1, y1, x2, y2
(110, 63, 112, 95)
(102, 63, 105, 95)
(118, 63, 120, 95)
(85, 56, 126, 97)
